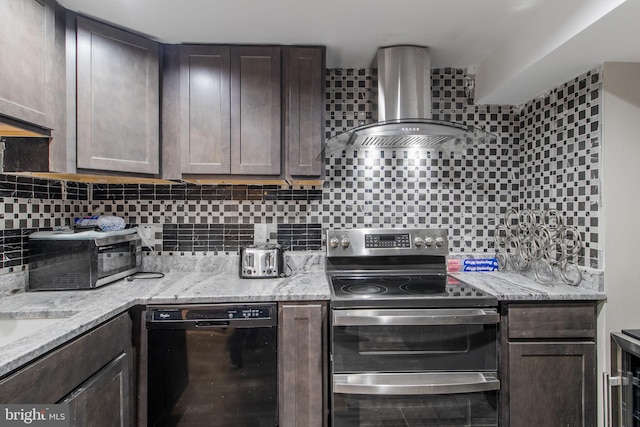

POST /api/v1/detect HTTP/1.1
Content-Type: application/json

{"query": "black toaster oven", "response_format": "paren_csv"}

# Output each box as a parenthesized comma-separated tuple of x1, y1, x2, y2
(28, 228, 142, 291)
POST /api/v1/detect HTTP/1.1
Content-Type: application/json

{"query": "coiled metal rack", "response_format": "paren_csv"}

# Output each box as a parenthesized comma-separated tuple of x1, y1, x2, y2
(494, 208, 583, 286)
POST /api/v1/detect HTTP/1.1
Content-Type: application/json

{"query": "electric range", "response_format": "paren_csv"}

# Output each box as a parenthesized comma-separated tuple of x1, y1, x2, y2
(325, 227, 499, 427)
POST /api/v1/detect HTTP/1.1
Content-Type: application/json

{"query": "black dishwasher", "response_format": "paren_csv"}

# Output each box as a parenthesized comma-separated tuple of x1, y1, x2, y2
(146, 303, 278, 427)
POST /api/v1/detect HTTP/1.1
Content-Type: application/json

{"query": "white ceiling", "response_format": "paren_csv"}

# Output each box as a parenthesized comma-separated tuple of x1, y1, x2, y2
(58, 0, 640, 105)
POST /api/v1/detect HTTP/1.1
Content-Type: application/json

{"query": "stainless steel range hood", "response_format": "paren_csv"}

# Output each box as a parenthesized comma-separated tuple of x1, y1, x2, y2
(324, 46, 495, 154)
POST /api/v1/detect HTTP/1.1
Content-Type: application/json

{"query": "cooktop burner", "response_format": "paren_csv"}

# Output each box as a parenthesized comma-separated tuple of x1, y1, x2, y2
(325, 228, 498, 308)
(341, 283, 388, 295)
(329, 274, 496, 308)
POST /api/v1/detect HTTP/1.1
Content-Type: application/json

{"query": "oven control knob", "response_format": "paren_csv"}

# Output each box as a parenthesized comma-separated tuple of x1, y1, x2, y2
(340, 238, 350, 249)
(329, 238, 340, 249)
(414, 237, 424, 247)
(424, 237, 435, 247)
(435, 237, 445, 247)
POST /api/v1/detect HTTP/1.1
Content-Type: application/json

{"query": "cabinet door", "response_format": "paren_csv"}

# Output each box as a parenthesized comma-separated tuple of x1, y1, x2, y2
(76, 17, 159, 174)
(507, 342, 596, 427)
(64, 352, 131, 427)
(285, 47, 325, 177)
(279, 303, 326, 427)
(0, 0, 55, 129)
(230, 46, 281, 175)
(179, 45, 231, 174)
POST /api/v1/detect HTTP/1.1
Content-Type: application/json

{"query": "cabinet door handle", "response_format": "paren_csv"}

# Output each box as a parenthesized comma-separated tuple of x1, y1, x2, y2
(603, 372, 621, 427)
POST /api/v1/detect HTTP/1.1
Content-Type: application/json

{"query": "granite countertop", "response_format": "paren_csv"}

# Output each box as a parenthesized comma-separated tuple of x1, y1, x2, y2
(451, 270, 606, 301)
(0, 252, 605, 379)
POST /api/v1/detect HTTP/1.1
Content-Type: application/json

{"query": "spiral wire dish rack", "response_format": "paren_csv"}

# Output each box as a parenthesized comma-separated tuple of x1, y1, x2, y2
(494, 208, 583, 286)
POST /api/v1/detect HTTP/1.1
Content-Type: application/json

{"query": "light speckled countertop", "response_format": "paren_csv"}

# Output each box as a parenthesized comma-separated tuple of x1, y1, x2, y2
(451, 270, 605, 301)
(0, 252, 605, 379)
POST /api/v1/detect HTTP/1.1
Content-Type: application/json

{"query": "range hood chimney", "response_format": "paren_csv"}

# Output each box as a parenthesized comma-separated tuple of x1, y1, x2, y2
(374, 45, 431, 121)
(324, 45, 495, 154)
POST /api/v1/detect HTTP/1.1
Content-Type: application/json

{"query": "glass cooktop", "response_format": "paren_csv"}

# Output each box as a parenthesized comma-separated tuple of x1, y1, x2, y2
(329, 274, 497, 308)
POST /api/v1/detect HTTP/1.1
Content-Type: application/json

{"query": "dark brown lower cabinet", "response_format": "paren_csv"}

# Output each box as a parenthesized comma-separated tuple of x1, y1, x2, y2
(507, 342, 596, 426)
(64, 352, 131, 427)
(0, 313, 133, 426)
(501, 303, 597, 427)
(278, 302, 327, 427)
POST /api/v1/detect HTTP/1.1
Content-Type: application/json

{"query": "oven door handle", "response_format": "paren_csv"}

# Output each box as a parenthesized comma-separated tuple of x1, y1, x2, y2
(333, 372, 500, 395)
(332, 308, 499, 326)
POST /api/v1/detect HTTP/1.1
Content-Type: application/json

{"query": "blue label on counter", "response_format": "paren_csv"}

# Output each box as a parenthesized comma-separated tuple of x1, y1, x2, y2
(462, 258, 499, 272)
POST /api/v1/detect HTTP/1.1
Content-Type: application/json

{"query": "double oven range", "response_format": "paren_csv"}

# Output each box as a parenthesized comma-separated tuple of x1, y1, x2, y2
(326, 228, 500, 427)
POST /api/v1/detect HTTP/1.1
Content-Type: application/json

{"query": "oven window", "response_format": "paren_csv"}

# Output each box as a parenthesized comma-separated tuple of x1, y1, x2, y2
(356, 325, 471, 354)
(332, 323, 497, 373)
(333, 391, 498, 427)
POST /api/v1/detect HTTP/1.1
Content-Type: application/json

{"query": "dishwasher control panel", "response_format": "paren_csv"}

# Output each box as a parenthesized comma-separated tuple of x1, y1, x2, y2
(147, 303, 276, 326)
(226, 307, 271, 319)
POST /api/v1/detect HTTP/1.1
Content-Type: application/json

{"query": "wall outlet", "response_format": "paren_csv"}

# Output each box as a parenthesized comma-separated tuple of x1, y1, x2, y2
(254, 223, 277, 244)
(140, 225, 154, 242)
(254, 224, 268, 243)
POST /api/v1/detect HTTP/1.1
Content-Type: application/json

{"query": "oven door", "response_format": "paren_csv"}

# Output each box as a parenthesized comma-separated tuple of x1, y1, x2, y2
(332, 373, 499, 427)
(331, 308, 499, 373)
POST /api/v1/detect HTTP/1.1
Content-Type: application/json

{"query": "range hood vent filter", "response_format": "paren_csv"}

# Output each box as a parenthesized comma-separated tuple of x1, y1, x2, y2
(360, 134, 454, 148)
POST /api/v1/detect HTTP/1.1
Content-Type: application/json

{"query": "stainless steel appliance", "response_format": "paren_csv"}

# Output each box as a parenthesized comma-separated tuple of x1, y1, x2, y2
(146, 303, 278, 427)
(324, 46, 495, 155)
(27, 228, 142, 290)
(606, 330, 640, 426)
(326, 227, 499, 427)
(239, 244, 284, 278)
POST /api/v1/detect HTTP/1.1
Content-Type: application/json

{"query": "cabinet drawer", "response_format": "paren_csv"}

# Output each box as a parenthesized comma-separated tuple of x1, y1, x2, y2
(507, 303, 595, 339)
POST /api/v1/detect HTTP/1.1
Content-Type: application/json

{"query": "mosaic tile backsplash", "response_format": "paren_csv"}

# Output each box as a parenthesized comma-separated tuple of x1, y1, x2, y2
(0, 66, 602, 275)
(518, 69, 601, 266)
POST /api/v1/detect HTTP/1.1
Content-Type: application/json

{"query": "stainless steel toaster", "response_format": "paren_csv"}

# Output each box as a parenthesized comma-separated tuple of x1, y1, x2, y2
(239, 245, 284, 278)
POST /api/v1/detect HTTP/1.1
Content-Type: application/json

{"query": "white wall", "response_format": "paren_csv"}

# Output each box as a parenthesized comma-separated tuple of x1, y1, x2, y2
(599, 61, 640, 426)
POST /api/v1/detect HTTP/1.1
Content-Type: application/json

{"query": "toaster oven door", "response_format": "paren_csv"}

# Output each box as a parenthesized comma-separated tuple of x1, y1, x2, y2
(28, 234, 141, 290)
(95, 236, 142, 286)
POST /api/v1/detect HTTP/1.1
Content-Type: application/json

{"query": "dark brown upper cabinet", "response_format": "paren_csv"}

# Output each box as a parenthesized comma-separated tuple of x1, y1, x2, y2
(231, 46, 282, 175)
(177, 45, 232, 174)
(165, 45, 281, 178)
(75, 16, 160, 175)
(0, 0, 56, 130)
(164, 44, 325, 181)
(284, 47, 325, 178)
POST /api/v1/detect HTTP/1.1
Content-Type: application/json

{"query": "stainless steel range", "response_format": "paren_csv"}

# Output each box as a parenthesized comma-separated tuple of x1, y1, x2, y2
(326, 228, 499, 427)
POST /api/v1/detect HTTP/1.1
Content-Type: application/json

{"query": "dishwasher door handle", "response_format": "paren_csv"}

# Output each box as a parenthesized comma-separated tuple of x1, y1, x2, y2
(333, 372, 500, 395)
(195, 320, 231, 328)
(147, 319, 276, 329)
(332, 308, 499, 326)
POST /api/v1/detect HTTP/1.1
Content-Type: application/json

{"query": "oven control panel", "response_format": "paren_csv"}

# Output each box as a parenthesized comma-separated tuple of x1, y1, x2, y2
(364, 233, 410, 248)
(326, 228, 448, 257)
